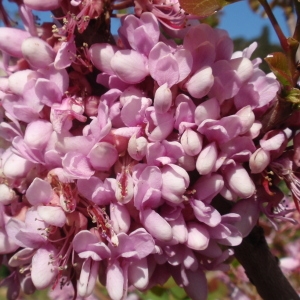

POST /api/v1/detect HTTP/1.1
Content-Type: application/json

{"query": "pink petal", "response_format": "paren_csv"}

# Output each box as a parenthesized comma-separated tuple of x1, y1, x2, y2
(229, 57, 253, 82)
(88, 142, 118, 171)
(194, 97, 220, 125)
(186, 222, 209, 250)
(128, 258, 149, 289)
(54, 39, 76, 69)
(249, 148, 270, 173)
(26, 178, 53, 206)
(31, 245, 58, 289)
(62, 152, 94, 179)
(184, 269, 208, 300)
(106, 261, 124, 300)
(110, 203, 131, 234)
(193, 173, 224, 203)
(21, 37, 55, 69)
(196, 142, 218, 175)
(23, 0, 61, 10)
(154, 83, 172, 113)
(0, 27, 30, 57)
(89, 43, 118, 75)
(8, 69, 36, 95)
(152, 55, 179, 87)
(185, 66, 214, 98)
(161, 164, 189, 204)
(236, 105, 255, 134)
(35, 79, 63, 106)
(3, 153, 34, 178)
(141, 208, 173, 241)
(111, 50, 149, 84)
(24, 119, 53, 149)
(174, 48, 193, 82)
(231, 197, 259, 237)
(181, 129, 203, 156)
(224, 164, 255, 198)
(128, 135, 147, 161)
(37, 206, 66, 227)
(77, 258, 99, 297)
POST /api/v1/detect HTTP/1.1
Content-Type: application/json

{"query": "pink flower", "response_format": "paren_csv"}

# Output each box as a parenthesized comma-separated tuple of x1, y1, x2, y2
(148, 42, 192, 87)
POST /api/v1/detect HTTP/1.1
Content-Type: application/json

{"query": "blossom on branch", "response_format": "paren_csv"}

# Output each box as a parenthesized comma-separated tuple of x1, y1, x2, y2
(0, 1, 297, 300)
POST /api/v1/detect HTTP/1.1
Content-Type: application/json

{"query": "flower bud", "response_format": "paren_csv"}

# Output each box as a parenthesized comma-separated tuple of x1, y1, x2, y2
(24, 0, 62, 10)
(22, 37, 55, 69)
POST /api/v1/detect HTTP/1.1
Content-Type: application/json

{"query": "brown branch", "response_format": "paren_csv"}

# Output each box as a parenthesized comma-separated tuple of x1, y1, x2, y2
(258, 0, 289, 51)
(233, 225, 299, 300)
(212, 196, 299, 299)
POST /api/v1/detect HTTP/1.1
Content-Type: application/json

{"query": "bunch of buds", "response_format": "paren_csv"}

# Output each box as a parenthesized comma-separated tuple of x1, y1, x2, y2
(0, 0, 299, 299)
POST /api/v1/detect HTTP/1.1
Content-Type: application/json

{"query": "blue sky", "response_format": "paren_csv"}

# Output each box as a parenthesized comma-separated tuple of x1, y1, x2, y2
(219, 1, 290, 44)
(1, 0, 291, 44)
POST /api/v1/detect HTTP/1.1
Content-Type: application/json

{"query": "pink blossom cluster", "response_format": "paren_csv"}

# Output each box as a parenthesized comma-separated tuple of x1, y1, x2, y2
(0, 0, 297, 299)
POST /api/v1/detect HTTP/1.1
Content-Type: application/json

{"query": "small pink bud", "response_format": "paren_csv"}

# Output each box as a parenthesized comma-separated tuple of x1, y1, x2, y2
(0, 184, 17, 205)
(24, 0, 62, 10)
(181, 128, 203, 156)
(154, 83, 172, 113)
(128, 135, 147, 161)
(250, 148, 270, 173)
(0, 27, 30, 57)
(22, 37, 55, 69)
(88, 142, 118, 171)
(196, 142, 217, 175)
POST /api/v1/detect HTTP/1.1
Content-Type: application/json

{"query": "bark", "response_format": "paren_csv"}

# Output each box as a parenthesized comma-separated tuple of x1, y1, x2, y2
(233, 225, 299, 300)
(212, 196, 299, 299)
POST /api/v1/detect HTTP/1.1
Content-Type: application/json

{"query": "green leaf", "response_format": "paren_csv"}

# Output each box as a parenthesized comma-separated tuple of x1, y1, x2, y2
(264, 52, 293, 87)
(284, 87, 300, 107)
(179, 0, 241, 17)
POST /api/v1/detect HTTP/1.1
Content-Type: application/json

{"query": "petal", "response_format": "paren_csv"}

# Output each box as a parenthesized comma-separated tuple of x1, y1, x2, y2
(54, 39, 76, 69)
(184, 269, 208, 300)
(24, 119, 53, 149)
(111, 50, 149, 84)
(128, 258, 149, 289)
(37, 206, 66, 227)
(249, 148, 270, 173)
(161, 164, 189, 204)
(26, 178, 53, 206)
(0, 27, 30, 57)
(141, 209, 173, 241)
(62, 152, 94, 179)
(196, 142, 218, 175)
(186, 222, 209, 250)
(181, 129, 203, 156)
(224, 164, 255, 198)
(185, 66, 214, 99)
(230, 197, 259, 237)
(77, 258, 99, 297)
(106, 261, 124, 300)
(31, 245, 58, 289)
(35, 79, 63, 106)
(154, 83, 172, 113)
(23, 0, 61, 10)
(21, 37, 55, 69)
(193, 173, 224, 203)
(110, 203, 131, 234)
(89, 43, 118, 75)
(194, 98, 220, 125)
(88, 142, 118, 171)
(174, 48, 193, 82)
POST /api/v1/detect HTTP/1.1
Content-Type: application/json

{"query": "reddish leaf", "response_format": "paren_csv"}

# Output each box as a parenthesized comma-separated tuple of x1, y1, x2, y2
(179, 0, 240, 17)
(264, 52, 293, 87)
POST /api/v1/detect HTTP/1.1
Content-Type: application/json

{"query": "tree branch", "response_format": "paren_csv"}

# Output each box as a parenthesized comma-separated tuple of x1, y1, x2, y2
(233, 225, 299, 300)
(212, 196, 299, 299)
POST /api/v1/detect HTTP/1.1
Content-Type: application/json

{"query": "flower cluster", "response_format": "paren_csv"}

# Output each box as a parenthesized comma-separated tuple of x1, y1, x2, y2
(0, 0, 298, 299)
